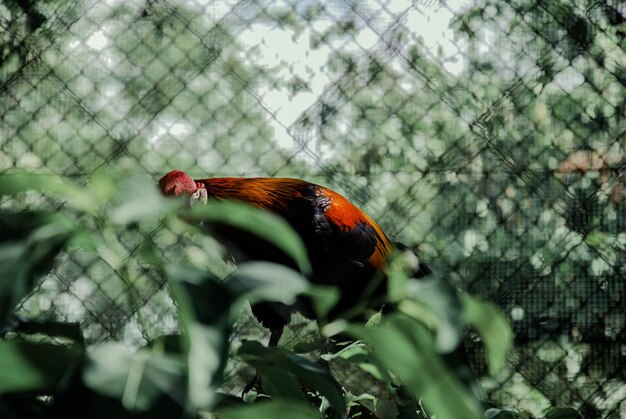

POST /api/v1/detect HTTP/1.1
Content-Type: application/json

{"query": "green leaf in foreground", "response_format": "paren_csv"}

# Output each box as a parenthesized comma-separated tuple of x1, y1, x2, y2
(110, 173, 178, 224)
(187, 200, 311, 274)
(0, 173, 93, 212)
(165, 266, 235, 411)
(337, 344, 393, 386)
(348, 314, 483, 419)
(305, 285, 341, 319)
(237, 340, 346, 418)
(460, 293, 512, 375)
(484, 408, 531, 418)
(0, 211, 75, 325)
(0, 341, 83, 395)
(1, 317, 84, 346)
(83, 343, 186, 412)
(401, 277, 464, 353)
(219, 400, 323, 419)
(543, 407, 583, 419)
(227, 261, 309, 307)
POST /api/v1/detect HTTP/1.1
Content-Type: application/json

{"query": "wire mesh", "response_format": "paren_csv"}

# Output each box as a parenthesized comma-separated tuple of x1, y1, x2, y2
(1, 0, 624, 417)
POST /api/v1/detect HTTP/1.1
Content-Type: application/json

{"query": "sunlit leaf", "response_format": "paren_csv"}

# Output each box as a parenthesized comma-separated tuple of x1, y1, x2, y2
(365, 309, 383, 328)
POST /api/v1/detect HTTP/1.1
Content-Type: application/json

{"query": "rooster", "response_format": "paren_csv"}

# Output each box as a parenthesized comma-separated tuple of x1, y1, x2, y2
(158, 170, 482, 403)
(158, 169, 431, 345)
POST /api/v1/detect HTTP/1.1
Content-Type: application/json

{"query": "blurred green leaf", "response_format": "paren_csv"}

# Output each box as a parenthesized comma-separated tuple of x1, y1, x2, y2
(89, 169, 118, 205)
(253, 366, 308, 404)
(484, 408, 531, 418)
(386, 250, 411, 302)
(165, 265, 234, 410)
(185, 323, 229, 410)
(365, 309, 383, 328)
(0, 341, 83, 394)
(110, 173, 177, 224)
(305, 285, 340, 319)
(167, 261, 310, 409)
(228, 261, 309, 307)
(345, 392, 391, 419)
(348, 314, 483, 419)
(337, 344, 393, 386)
(0, 211, 75, 325)
(401, 277, 464, 353)
(219, 400, 323, 419)
(165, 265, 235, 324)
(292, 339, 323, 354)
(237, 340, 346, 418)
(460, 293, 512, 375)
(83, 343, 186, 412)
(0, 173, 93, 212)
(1, 317, 84, 346)
(187, 200, 311, 274)
(145, 334, 183, 355)
(320, 339, 364, 361)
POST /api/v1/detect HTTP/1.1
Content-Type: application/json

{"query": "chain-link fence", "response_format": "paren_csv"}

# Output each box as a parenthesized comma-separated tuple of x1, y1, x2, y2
(1, 0, 625, 417)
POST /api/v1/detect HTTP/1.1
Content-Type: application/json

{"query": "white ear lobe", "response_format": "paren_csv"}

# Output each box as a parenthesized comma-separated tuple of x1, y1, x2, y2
(190, 188, 208, 207)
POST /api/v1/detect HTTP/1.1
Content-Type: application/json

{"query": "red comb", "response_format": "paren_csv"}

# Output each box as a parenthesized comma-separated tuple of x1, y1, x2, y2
(158, 170, 197, 196)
